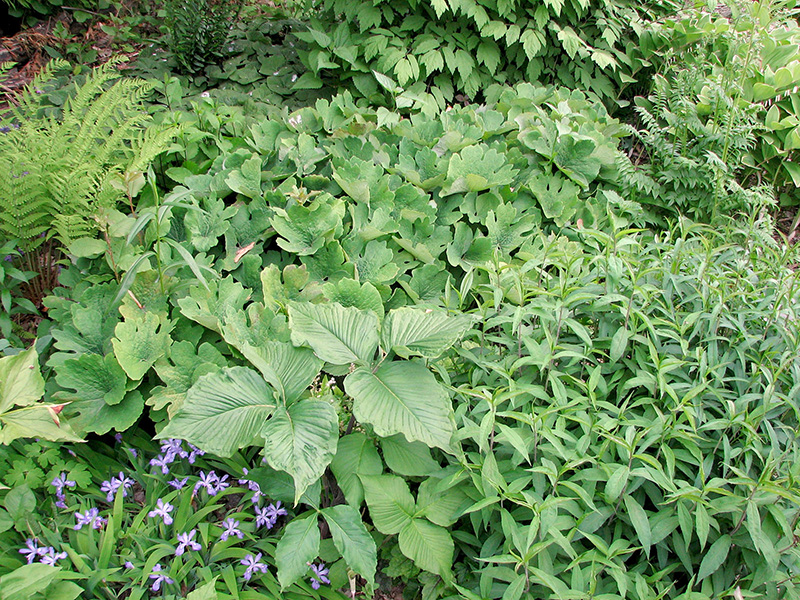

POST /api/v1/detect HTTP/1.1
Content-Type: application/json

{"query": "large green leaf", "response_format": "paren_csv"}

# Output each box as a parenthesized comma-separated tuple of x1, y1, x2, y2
(398, 518, 454, 580)
(59, 389, 143, 437)
(359, 474, 416, 535)
(262, 399, 338, 504)
(381, 434, 439, 477)
(0, 563, 61, 598)
(241, 341, 322, 403)
(0, 346, 45, 414)
(0, 404, 83, 444)
(330, 432, 383, 508)
(415, 478, 470, 527)
(157, 367, 275, 457)
(381, 307, 474, 358)
(345, 361, 455, 451)
(321, 505, 377, 588)
(289, 302, 379, 365)
(111, 312, 172, 381)
(55, 353, 127, 407)
(275, 515, 320, 590)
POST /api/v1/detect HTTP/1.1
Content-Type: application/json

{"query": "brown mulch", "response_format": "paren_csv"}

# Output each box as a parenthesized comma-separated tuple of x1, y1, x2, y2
(775, 206, 800, 246)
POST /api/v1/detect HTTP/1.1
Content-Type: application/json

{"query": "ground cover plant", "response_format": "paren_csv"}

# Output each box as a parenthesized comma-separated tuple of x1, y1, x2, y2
(1, 0, 800, 598)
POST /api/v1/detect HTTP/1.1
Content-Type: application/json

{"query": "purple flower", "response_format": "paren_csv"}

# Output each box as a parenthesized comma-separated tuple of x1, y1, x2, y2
(39, 547, 68, 566)
(254, 505, 274, 529)
(114, 433, 123, 443)
(195, 470, 228, 495)
(219, 517, 243, 541)
(0, 126, 10, 133)
(52, 473, 76, 492)
(214, 474, 230, 494)
(241, 553, 268, 581)
(309, 562, 330, 590)
(168, 477, 189, 490)
(175, 529, 202, 556)
(148, 498, 174, 525)
(19, 539, 45, 564)
(74, 507, 106, 530)
(148, 564, 174, 592)
(124, 560, 134, 569)
(127, 448, 138, 458)
(149, 454, 171, 475)
(100, 472, 134, 502)
(161, 438, 188, 462)
(187, 443, 205, 463)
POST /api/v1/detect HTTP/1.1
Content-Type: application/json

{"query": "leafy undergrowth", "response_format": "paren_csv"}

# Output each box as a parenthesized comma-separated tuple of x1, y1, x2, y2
(1, 1, 800, 599)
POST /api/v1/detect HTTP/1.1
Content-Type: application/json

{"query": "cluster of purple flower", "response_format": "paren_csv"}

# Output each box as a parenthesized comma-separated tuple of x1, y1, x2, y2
(148, 498, 175, 525)
(149, 438, 205, 475)
(74, 507, 107, 530)
(309, 562, 330, 590)
(194, 470, 230, 496)
(254, 501, 287, 529)
(100, 472, 134, 502)
(149, 564, 174, 592)
(241, 553, 269, 581)
(19, 539, 67, 566)
(51, 472, 76, 509)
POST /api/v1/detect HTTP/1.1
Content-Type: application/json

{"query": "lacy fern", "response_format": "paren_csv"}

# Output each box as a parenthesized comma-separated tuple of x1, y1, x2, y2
(0, 57, 176, 249)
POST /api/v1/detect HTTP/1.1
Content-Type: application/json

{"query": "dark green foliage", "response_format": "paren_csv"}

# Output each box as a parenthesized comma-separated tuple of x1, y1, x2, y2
(293, 0, 680, 106)
(165, 0, 246, 73)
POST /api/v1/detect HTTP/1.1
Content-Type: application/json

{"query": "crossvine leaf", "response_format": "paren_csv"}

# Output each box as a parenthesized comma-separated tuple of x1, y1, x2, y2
(330, 432, 383, 507)
(289, 301, 379, 365)
(381, 307, 474, 359)
(157, 367, 276, 457)
(262, 399, 339, 504)
(360, 474, 416, 535)
(275, 514, 320, 590)
(398, 518, 454, 581)
(346, 361, 455, 451)
(321, 505, 377, 588)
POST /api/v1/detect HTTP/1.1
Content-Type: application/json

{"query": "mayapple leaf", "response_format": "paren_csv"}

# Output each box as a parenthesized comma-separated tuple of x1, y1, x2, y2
(60, 390, 144, 436)
(225, 154, 263, 199)
(345, 360, 455, 451)
(398, 518, 454, 581)
(157, 367, 276, 457)
(553, 134, 601, 188)
(0, 346, 45, 414)
(240, 341, 322, 404)
(360, 474, 416, 535)
(330, 432, 383, 508)
(275, 515, 320, 590)
(149, 341, 227, 415)
(348, 239, 399, 286)
(331, 156, 384, 205)
(381, 306, 474, 358)
(443, 145, 518, 195)
(56, 353, 127, 407)
(289, 301, 379, 366)
(270, 195, 345, 256)
(486, 203, 535, 255)
(321, 505, 377, 588)
(262, 399, 338, 504)
(322, 278, 384, 319)
(112, 312, 172, 381)
(178, 277, 251, 333)
(528, 174, 581, 227)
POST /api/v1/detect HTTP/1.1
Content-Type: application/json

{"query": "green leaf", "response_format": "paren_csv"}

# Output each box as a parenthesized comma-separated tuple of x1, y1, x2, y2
(289, 302, 379, 365)
(528, 174, 581, 227)
(554, 134, 601, 188)
(605, 464, 629, 502)
(610, 328, 629, 363)
(68, 237, 107, 258)
(271, 195, 344, 256)
(624, 495, 651, 557)
(345, 361, 455, 451)
(0, 563, 61, 598)
(360, 474, 416, 534)
(56, 353, 127, 407)
(157, 367, 276, 457)
(0, 346, 45, 414)
(443, 145, 517, 195)
(4, 484, 35, 520)
(330, 432, 383, 507)
(381, 307, 474, 358)
(225, 155, 263, 199)
(177, 277, 251, 333)
(111, 312, 172, 381)
(696, 534, 731, 581)
(381, 434, 439, 477)
(187, 579, 219, 600)
(321, 505, 377, 588)
(59, 390, 143, 436)
(476, 40, 500, 75)
(696, 502, 710, 550)
(240, 341, 322, 403)
(262, 399, 339, 504)
(275, 515, 320, 590)
(416, 478, 470, 527)
(398, 518, 453, 580)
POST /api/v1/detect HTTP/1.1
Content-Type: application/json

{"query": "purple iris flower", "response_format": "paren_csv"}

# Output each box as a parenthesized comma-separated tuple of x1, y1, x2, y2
(241, 553, 269, 581)
(39, 547, 68, 566)
(219, 517, 244, 541)
(168, 477, 189, 489)
(148, 498, 174, 525)
(19, 539, 46, 563)
(74, 507, 106, 530)
(175, 529, 202, 556)
(187, 443, 205, 464)
(149, 564, 174, 592)
(309, 562, 330, 590)
(100, 472, 134, 502)
(149, 454, 171, 475)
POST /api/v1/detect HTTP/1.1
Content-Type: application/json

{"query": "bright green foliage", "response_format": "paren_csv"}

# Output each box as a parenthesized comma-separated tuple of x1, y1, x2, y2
(0, 58, 175, 249)
(0, 347, 81, 444)
(165, 0, 245, 73)
(294, 0, 679, 106)
(0, 563, 83, 600)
